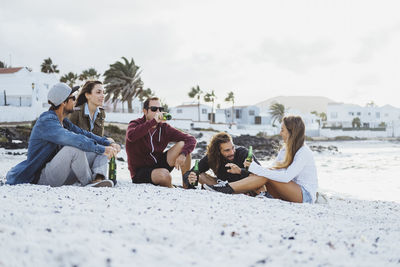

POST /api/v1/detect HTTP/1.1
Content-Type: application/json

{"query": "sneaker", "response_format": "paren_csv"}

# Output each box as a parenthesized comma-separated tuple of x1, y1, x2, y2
(203, 181, 234, 194)
(86, 179, 114, 188)
(315, 192, 328, 204)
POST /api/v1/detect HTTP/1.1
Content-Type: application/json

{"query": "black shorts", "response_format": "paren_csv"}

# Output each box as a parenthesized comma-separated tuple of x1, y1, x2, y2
(132, 151, 174, 184)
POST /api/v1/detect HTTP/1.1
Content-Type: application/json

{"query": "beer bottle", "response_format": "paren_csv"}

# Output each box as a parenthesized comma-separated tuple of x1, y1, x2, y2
(159, 113, 172, 120)
(192, 159, 199, 186)
(108, 156, 117, 185)
(245, 146, 253, 171)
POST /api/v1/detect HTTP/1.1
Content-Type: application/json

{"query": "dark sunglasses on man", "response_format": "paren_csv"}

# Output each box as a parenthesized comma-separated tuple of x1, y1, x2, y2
(148, 106, 164, 112)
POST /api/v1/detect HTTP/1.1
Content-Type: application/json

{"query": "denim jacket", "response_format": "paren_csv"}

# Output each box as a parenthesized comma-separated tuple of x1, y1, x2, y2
(6, 110, 111, 185)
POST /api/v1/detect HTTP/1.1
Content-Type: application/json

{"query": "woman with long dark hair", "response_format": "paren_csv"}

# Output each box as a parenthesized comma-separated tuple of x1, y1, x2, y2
(204, 115, 318, 203)
(69, 80, 106, 136)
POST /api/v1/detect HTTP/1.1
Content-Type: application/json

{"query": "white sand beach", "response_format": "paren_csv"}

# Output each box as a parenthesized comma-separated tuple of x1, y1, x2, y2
(1, 140, 400, 267)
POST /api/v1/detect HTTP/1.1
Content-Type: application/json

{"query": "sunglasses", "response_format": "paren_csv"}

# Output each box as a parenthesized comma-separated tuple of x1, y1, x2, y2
(148, 106, 164, 112)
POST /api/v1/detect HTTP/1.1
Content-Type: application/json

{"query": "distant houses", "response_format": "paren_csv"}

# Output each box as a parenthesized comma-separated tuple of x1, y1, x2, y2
(0, 67, 58, 107)
(1, 71, 399, 137)
(326, 102, 400, 128)
(0, 67, 59, 122)
(321, 102, 400, 138)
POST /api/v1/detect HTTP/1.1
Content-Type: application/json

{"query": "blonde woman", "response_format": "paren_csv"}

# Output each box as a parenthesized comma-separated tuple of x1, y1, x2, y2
(204, 116, 318, 203)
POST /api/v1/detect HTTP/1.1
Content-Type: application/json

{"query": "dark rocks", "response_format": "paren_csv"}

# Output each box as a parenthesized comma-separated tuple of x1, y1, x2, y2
(233, 135, 280, 160)
(192, 134, 339, 160)
(309, 145, 338, 153)
(192, 141, 207, 159)
(0, 127, 29, 149)
(192, 134, 280, 160)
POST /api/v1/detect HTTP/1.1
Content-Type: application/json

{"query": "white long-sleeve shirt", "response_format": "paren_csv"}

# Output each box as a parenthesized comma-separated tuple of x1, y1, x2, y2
(248, 145, 318, 203)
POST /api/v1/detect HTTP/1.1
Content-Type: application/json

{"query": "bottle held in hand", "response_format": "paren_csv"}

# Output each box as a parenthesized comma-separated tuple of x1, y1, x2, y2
(159, 113, 172, 121)
(193, 159, 199, 186)
(245, 146, 253, 170)
(108, 156, 117, 185)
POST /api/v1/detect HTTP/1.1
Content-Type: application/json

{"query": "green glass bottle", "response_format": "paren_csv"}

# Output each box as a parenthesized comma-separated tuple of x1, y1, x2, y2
(193, 159, 199, 186)
(108, 156, 117, 185)
(162, 113, 172, 120)
(245, 146, 253, 170)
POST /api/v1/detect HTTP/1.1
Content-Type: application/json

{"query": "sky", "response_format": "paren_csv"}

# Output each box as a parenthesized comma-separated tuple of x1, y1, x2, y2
(1, 0, 400, 108)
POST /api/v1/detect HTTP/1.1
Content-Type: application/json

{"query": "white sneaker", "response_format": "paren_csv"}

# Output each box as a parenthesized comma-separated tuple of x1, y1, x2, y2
(315, 192, 328, 204)
(86, 179, 114, 188)
(215, 180, 229, 187)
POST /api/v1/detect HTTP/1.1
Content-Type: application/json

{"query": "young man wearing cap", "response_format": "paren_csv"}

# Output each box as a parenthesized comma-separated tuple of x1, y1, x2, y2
(6, 83, 120, 187)
(125, 97, 196, 188)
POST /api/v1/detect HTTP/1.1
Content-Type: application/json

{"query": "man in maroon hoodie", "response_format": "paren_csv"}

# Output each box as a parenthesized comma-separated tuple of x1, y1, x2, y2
(126, 97, 197, 188)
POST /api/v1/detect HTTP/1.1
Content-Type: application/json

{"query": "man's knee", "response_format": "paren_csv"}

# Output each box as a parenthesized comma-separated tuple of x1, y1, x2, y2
(176, 141, 184, 150)
(151, 169, 172, 186)
(62, 146, 84, 155)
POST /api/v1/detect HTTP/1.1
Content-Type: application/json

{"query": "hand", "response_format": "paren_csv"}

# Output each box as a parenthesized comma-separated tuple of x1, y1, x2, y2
(174, 154, 186, 170)
(225, 163, 241, 174)
(188, 172, 198, 185)
(111, 142, 121, 153)
(107, 137, 115, 143)
(243, 160, 251, 168)
(154, 112, 163, 123)
(103, 146, 117, 159)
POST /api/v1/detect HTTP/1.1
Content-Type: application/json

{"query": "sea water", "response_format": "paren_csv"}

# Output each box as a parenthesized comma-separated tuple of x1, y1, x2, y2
(314, 140, 400, 202)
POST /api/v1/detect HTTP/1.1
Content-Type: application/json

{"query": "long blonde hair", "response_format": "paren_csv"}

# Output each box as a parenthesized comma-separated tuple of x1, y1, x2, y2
(274, 116, 305, 170)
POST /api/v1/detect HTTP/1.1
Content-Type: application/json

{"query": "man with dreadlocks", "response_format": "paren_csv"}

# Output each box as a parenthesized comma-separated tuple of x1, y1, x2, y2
(183, 132, 260, 191)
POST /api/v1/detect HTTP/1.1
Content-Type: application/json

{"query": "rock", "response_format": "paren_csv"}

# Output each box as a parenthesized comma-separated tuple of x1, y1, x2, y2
(309, 145, 339, 153)
(0, 127, 29, 149)
(192, 134, 280, 160)
(233, 135, 280, 160)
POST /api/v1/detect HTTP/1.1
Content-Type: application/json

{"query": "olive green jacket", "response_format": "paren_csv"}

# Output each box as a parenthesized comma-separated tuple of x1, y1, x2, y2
(69, 104, 106, 137)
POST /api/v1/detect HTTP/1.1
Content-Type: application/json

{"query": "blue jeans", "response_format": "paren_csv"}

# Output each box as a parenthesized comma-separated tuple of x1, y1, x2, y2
(300, 185, 313, 204)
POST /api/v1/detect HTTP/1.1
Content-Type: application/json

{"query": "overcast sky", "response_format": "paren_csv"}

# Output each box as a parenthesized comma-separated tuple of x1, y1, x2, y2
(1, 0, 400, 108)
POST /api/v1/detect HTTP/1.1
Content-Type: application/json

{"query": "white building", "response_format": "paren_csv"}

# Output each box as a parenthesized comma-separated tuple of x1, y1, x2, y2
(170, 103, 213, 122)
(0, 67, 59, 122)
(0, 67, 59, 107)
(327, 103, 400, 128)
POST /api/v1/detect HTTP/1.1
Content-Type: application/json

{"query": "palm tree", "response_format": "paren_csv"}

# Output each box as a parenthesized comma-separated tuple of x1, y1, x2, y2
(311, 111, 328, 128)
(188, 85, 203, 121)
(103, 57, 144, 113)
(225, 91, 235, 124)
(41, 58, 60, 73)
(138, 88, 154, 102)
(60, 72, 78, 88)
(79, 68, 101, 81)
(137, 88, 155, 109)
(204, 90, 216, 123)
(269, 102, 286, 126)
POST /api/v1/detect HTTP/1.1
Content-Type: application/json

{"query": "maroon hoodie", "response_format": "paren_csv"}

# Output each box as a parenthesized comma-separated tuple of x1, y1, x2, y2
(125, 115, 197, 179)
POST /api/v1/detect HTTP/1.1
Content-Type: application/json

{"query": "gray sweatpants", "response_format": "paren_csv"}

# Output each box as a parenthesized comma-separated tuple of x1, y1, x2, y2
(38, 146, 108, 187)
